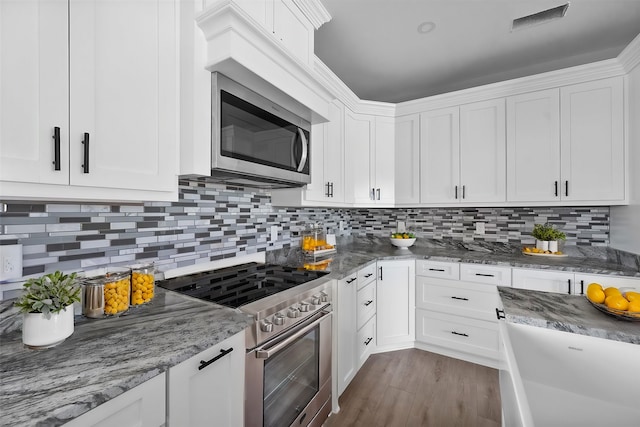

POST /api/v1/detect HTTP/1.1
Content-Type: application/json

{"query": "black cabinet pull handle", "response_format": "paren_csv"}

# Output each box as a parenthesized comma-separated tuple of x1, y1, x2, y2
(52, 127, 61, 171)
(429, 268, 445, 272)
(475, 273, 495, 277)
(379, 266, 383, 281)
(496, 308, 506, 320)
(580, 280, 584, 295)
(346, 277, 357, 284)
(371, 188, 375, 200)
(199, 347, 233, 370)
(325, 182, 330, 197)
(364, 337, 373, 346)
(567, 279, 572, 295)
(451, 331, 469, 337)
(451, 296, 469, 301)
(376, 188, 380, 200)
(364, 300, 373, 306)
(462, 185, 466, 199)
(81, 132, 90, 173)
(565, 180, 569, 197)
(364, 273, 373, 278)
(554, 181, 558, 197)
(329, 182, 334, 197)
(455, 185, 458, 199)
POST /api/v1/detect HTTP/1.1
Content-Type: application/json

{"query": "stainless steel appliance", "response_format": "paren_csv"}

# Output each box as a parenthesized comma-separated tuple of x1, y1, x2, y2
(204, 73, 311, 188)
(157, 263, 333, 427)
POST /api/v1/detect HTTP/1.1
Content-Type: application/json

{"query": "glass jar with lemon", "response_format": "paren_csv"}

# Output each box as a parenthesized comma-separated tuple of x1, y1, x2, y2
(130, 263, 155, 306)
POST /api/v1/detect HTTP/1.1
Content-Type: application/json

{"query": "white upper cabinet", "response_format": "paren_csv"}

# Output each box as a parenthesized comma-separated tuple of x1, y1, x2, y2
(394, 114, 421, 205)
(0, 0, 179, 202)
(459, 99, 506, 203)
(420, 107, 460, 203)
(560, 77, 624, 202)
(420, 99, 506, 204)
(507, 89, 561, 202)
(373, 116, 396, 205)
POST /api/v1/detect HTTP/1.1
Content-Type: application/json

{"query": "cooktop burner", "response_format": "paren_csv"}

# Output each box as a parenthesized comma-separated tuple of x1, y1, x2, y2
(157, 263, 329, 308)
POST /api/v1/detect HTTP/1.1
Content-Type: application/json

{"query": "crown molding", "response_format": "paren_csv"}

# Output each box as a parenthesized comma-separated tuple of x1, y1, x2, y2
(292, 0, 332, 29)
(618, 33, 640, 73)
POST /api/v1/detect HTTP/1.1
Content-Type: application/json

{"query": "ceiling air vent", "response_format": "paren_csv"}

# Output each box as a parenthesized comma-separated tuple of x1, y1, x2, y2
(512, 3, 570, 31)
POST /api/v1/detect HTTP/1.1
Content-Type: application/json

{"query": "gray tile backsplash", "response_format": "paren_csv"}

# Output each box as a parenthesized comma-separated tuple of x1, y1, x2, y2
(0, 180, 620, 281)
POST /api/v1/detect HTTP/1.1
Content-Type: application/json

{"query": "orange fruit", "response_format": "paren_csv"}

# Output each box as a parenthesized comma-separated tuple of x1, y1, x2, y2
(586, 287, 606, 304)
(603, 287, 621, 298)
(624, 291, 640, 302)
(628, 300, 640, 313)
(605, 295, 629, 311)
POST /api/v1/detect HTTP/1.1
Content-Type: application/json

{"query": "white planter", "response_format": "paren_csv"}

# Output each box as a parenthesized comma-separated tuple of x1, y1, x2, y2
(535, 240, 549, 252)
(22, 306, 74, 349)
(548, 241, 559, 253)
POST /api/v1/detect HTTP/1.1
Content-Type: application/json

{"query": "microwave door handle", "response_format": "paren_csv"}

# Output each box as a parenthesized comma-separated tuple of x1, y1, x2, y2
(295, 128, 308, 172)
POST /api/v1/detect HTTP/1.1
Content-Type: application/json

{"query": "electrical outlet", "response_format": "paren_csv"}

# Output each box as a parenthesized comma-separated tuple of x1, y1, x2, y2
(0, 244, 23, 281)
(475, 222, 486, 235)
(397, 221, 406, 232)
(339, 221, 345, 231)
(270, 225, 278, 242)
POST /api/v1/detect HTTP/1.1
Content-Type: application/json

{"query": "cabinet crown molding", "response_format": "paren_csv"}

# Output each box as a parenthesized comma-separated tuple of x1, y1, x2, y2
(292, 0, 332, 29)
(618, 33, 640, 73)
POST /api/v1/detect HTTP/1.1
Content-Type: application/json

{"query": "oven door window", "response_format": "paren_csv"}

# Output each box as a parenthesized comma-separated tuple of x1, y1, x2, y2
(263, 326, 320, 427)
(220, 90, 310, 174)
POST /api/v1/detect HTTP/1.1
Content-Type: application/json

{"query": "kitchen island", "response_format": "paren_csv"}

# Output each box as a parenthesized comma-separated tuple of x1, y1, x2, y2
(0, 288, 253, 426)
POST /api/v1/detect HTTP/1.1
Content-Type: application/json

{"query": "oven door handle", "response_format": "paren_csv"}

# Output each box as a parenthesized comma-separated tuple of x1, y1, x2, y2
(255, 310, 330, 359)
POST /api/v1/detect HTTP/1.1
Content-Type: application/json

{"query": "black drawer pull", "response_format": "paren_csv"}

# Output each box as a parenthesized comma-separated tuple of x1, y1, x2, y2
(496, 308, 505, 320)
(455, 185, 458, 199)
(364, 337, 373, 346)
(53, 127, 61, 170)
(429, 268, 446, 272)
(451, 296, 469, 301)
(364, 273, 373, 278)
(580, 280, 584, 295)
(475, 273, 495, 277)
(199, 347, 233, 370)
(81, 132, 90, 173)
(364, 300, 373, 306)
(346, 277, 357, 284)
(451, 331, 468, 337)
(567, 279, 572, 295)
(554, 180, 558, 197)
(379, 266, 383, 281)
(462, 185, 466, 199)
(565, 180, 569, 197)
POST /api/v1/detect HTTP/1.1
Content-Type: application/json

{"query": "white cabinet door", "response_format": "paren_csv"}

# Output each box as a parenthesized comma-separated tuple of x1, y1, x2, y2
(459, 98, 506, 203)
(272, 0, 312, 64)
(336, 272, 358, 396)
(304, 120, 327, 202)
(560, 77, 624, 202)
(344, 109, 373, 204)
(372, 116, 395, 204)
(512, 268, 574, 295)
(63, 373, 165, 427)
(376, 260, 415, 350)
(168, 331, 245, 427)
(420, 107, 460, 203)
(0, 0, 69, 185)
(394, 114, 421, 205)
(324, 100, 345, 203)
(507, 89, 561, 202)
(69, 0, 177, 192)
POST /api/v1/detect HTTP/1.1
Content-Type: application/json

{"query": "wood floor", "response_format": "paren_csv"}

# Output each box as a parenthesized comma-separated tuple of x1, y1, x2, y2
(323, 349, 501, 427)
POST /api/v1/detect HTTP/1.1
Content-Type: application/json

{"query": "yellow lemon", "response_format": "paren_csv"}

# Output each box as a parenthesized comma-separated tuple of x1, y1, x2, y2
(627, 300, 640, 313)
(603, 287, 621, 298)
(605, 295, 629, 311)
(624, 291, 640, 302)
(587, 283, 603, 293)
(586, 287, 606, 304)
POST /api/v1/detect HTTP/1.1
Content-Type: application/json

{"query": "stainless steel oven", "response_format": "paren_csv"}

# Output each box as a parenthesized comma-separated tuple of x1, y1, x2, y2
(245, 308, 332, 427)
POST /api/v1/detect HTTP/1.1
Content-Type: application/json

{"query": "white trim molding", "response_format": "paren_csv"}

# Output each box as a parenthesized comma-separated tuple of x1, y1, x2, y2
(292, 0, 331, 30)
(618, 33, 640, 73)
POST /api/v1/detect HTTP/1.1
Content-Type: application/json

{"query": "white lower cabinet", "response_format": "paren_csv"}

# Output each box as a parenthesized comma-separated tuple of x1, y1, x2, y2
(357, 315, 376, 368)
(512, 268, 575, 295)
(376, 260, 415, 351)
(62, 373, 165, 427)
(573, 273, 640, 296)
(167, 331, 245, 427)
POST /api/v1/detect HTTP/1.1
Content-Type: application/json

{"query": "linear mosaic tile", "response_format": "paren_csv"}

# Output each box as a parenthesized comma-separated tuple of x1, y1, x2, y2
(0, 180, 621, 286)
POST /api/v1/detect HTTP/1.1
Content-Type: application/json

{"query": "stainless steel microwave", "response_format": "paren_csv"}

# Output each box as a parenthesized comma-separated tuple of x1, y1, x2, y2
(210, 73, 311, 188)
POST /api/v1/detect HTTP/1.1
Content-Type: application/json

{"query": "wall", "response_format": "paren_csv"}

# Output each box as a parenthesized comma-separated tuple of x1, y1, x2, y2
(610, 61, 640, 255)
(0, 177, 611, 290)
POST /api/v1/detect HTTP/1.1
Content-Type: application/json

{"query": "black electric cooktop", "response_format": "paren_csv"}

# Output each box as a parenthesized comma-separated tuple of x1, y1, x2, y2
(157, 263, 329, 308)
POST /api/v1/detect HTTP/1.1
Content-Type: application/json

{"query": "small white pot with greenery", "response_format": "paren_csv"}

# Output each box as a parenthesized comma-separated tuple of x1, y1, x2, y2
(15, 271, 81, 349)
(531, 223, 566, 253)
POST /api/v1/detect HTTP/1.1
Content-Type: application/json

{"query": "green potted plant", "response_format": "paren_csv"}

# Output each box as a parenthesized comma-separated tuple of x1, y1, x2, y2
(15, 271, 81, 349)
(531, 223, 566, 252)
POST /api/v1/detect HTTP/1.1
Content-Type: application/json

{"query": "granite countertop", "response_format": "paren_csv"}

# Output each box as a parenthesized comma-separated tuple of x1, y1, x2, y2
(0, 288, 253, 427)
(498, 287, 640, 345)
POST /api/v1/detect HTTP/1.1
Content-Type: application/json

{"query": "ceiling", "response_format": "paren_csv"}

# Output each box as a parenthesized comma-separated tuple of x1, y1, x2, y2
(314, 0, 640, 103)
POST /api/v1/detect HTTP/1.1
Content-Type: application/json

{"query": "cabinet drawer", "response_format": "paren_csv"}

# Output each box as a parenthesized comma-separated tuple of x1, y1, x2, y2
(512, 268, 574, 294)
(416, 277, 498, 322)
(357, 281, 376, 329)
(357, 315, 376, 368)
(460, 263, 511, 286)
(573, 273, 640, 296)
(416, 309, 499, 353)
(358, 263, 377, 289)
(416, 260, 460, 280)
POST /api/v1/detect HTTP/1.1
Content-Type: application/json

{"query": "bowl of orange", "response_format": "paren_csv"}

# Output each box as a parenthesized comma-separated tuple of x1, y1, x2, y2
(585, 282, 640, 321)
